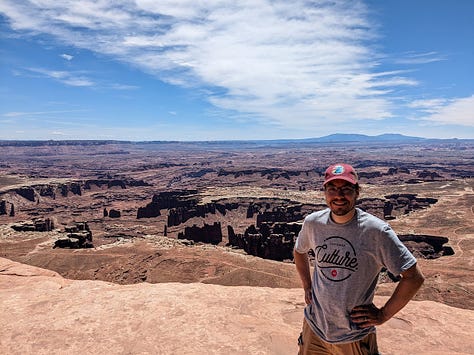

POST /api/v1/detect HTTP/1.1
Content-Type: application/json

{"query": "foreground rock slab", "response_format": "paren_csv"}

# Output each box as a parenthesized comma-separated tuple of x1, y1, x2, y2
(1, 258, 473, 355)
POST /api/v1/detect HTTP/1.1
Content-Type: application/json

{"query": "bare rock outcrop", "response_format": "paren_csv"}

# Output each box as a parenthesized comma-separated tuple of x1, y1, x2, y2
(168, 203, 215, 226)
(137, 201, 162, 219)
(217, 167, 301, 180)
(108, 209, 121, 218)
(14, 187, 36, 201)
(228, 222, 301, 261)
(399, 234, 455, 259)
(38, 185, 56, 198)
(53, 222, 93, 249)
(2, 178, 150, 203)
(255, 205, 305, 227)
(246, 199, 323, 221)
(0, 200, 12, 216)
(357, 194, 437, 220)
(178, 222, 222, 245)
(137, 190, 240, 223)
(387, 167, 410, 175)
(417, 170, 444, 180)
(11, 218, 54, 232)
(1, 258, 473, 355)
(137, 190, 197, 219)
(152, 189, 198, 209)
(83, 178, 151, 189)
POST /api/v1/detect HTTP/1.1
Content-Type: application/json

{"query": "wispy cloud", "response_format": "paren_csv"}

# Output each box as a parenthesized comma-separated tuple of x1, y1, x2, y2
(408, 99, 447, 113)
(22, 67, 138, 90)
(26, 67, 95, 87)
(3, 109, 87, 117)
(409, 96, 474, 126)
(106, 83, 139, 90)
(394, 51, 446, 65)
(0, 0, 443, 129)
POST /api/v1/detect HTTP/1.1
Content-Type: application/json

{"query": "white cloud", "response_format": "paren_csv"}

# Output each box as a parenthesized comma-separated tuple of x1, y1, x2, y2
(413, 95, 474, 127)
(0, 0, 424, 128)
(26, 67, 95, 86)
(60, 53, 74, 61)
(408, 98, 447, 113)
(22, 67, 136, 90)
(395, 51, 446, 65)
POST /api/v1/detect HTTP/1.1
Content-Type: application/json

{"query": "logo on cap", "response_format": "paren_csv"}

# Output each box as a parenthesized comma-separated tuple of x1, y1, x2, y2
(332, 165, 345, 175)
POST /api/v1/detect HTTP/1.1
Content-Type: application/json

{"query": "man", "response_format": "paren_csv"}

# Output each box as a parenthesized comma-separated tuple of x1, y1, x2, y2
(294, 163, 424, 354)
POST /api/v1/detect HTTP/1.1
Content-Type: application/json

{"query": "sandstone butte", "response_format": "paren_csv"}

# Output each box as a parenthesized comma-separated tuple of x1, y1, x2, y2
(1, 257, 473, 355)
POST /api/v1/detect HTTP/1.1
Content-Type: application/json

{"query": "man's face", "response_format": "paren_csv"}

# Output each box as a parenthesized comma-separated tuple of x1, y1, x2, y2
(324, 179, 359, 218)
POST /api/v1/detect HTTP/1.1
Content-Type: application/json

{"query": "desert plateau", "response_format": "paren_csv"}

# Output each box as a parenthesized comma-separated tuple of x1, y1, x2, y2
(1, 137, 473, 355)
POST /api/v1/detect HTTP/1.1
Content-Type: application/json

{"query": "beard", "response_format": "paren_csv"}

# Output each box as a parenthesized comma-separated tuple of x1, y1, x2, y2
(329, 199, 355, 217)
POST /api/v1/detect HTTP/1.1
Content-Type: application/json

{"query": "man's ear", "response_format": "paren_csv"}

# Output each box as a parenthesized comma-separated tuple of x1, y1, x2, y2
(355, 186, 360, 199)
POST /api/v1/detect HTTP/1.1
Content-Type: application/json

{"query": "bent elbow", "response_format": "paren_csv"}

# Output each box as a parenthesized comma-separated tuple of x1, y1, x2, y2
(418, 272, 425, 286)
(413, 268, 425, 291)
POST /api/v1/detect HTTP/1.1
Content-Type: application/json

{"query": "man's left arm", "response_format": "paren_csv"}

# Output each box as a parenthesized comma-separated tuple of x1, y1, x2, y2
(350, 263, 424, 328)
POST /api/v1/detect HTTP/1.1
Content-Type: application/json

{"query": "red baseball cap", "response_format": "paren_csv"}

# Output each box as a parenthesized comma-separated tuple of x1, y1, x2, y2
(323, 163, 358, 186)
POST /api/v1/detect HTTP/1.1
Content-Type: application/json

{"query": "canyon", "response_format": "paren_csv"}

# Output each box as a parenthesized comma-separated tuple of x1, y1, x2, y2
(1, 138, 473, 354)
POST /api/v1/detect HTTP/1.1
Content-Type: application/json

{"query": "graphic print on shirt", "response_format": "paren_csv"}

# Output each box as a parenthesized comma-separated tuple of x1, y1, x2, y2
(314, 236, 358, 282)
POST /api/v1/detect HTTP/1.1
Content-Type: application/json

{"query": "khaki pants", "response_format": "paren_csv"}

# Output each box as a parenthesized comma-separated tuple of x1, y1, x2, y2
(298, 319, 380, 355)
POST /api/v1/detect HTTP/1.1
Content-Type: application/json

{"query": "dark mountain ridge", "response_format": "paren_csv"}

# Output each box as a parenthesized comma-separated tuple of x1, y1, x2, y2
(0, 134, 472, 148)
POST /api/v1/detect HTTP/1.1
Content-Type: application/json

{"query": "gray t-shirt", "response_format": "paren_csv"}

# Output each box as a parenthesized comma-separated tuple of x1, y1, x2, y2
(294, 208, 416, 344)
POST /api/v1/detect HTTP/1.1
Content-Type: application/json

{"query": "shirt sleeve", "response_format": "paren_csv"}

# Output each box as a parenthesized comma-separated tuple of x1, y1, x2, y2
(294, 217, 312, 253)
(379, 224, 417, 277)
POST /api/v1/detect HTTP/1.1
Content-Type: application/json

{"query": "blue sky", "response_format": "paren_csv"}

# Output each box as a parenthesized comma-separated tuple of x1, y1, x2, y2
(0, 0, 473, 141)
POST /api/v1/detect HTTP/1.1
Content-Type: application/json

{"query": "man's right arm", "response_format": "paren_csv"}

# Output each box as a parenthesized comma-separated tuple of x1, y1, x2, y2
(294, 249, 312, 304)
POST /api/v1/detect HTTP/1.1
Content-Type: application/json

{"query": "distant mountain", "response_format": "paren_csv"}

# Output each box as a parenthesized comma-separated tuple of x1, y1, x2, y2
(303, 133, 427, 143)
(1, 134, 471, 147)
